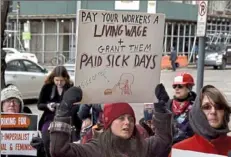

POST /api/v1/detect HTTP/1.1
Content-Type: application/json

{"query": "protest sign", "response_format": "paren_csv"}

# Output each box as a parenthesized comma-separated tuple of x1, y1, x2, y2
(172, 148, 226, 157)
(75, 9, 165, 104)
(1, 113, 39, 156)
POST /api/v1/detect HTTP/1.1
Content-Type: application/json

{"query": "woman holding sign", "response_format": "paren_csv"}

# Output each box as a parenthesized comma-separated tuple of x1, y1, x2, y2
(1, 85, 44, 157)
(49, 84, 172, 157)
(169, 85, 231, 157)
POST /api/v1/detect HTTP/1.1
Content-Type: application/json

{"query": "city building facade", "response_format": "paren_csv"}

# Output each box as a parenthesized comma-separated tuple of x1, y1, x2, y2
(4, 1, 231, 64)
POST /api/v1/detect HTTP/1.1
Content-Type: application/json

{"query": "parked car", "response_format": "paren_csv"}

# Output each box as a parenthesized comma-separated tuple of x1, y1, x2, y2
(5, 58, 49, 100)
(3, 47, 38, 63)
(196, 44, 231, 70)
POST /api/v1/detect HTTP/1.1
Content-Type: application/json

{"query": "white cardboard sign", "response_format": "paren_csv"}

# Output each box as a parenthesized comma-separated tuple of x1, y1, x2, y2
(1, 113, 39, 156)
(75, 10, 165, 104)
(172, 149, 226, 157)
(1, 131, 38, 156)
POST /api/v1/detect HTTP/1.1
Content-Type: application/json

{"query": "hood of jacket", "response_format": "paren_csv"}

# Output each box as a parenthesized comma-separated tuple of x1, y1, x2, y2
(189, 95, 230, 140)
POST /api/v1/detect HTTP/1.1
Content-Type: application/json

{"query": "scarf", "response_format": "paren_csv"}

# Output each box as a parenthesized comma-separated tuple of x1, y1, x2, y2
(171, 91, 196, 115)
(172, 100, 191, 115)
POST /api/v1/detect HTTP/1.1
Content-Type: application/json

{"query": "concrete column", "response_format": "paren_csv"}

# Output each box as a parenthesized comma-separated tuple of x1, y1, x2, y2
(188, 24, 192, 55)
(56, 20, 60, 52)
(42, 20, 45, 64)
(71, 19, 74, 60)
(177, 23, 180, 54)
(171, 23, 174, 48)
(164, 23, 168, 54)
(182, 24, 186, 52)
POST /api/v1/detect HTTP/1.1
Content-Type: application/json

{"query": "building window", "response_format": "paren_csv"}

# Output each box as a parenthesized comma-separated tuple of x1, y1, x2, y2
(7, 19, 77, 64)
(114, 1, 140, 10)
(206, 18, 231, 45)
(163, 22, 196, 55)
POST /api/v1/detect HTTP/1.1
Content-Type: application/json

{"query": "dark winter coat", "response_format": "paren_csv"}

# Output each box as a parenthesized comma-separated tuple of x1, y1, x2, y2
(37, 83, 73, 131)
(49, 111, 172, 157)
(78, 104, 103, 125)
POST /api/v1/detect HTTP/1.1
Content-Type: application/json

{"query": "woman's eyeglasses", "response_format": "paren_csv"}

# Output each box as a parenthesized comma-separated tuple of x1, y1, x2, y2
(3, 98, 21, 105)
(201, 103, 224, 111)
(172, 84, 184, 89)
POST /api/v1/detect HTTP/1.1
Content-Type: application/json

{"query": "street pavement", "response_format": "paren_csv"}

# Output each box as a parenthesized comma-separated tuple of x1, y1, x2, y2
(26, 66, 231, 128)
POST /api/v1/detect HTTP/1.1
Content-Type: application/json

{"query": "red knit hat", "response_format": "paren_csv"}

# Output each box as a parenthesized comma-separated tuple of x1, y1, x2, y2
(103, 102, 136, 129)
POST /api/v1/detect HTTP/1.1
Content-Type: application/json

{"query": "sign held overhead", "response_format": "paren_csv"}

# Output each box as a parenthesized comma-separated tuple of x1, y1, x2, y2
(74, 10, 165, 104)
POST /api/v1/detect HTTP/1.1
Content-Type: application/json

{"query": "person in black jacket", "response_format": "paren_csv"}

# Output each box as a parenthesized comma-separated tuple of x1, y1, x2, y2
(37, 65, 74, 157)
(31, 87, 83, 156)
(78, 104, 103, 125)
(31, 104, 82, 157)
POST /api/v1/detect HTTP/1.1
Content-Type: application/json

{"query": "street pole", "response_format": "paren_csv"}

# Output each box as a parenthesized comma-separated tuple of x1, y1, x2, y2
(75, 1, 81, 58)
(196, 37, 205, 94)
(1, 1, 10, 155)
(1, 1, 9, 89)
(196, 0, 208, 94)
(16, 2, 20, 50)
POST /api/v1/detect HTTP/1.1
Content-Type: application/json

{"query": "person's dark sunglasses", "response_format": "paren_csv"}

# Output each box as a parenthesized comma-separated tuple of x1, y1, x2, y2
(172, 84, 184, 89)
(201, 103, 224, 111)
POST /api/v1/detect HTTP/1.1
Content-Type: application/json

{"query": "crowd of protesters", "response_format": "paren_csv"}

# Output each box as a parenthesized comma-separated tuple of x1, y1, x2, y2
(1, 66, 231, 157)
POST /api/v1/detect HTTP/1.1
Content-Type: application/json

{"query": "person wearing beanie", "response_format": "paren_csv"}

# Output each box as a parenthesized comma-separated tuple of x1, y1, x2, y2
(49, 84, 173, 157)
(81, 110, 149, 144)
(1, 85, 45, 157)
(1, 85, 33, 114)
(1, 85, 24, 113)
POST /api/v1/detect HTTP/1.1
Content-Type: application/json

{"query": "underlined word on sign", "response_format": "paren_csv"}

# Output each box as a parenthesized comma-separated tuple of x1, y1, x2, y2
(94, 25, 147, 37)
